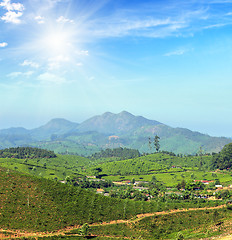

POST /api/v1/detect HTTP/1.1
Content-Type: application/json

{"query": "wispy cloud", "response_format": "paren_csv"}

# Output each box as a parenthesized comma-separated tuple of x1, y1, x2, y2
(34, 15, 45, 24)
(0, 0, 24, 24)
(76, 62, 83, 67)
(56, 16, 74, 24)
(76, 50, 89, 56)
(89, 18, 179, 38)
(0, 42, 8, 47)
(37, 72, 67, 84)
(21, 60, 40, 68)
(7, 71, 34, 78)
(47, 55, 70, 70)
(164, 49, 188, 57)
(85, 1, 232, 39)
(203, 23, 229, 29)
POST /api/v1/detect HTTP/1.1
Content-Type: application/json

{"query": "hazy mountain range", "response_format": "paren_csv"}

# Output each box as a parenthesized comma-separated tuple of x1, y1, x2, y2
(0, 111, 230, 155)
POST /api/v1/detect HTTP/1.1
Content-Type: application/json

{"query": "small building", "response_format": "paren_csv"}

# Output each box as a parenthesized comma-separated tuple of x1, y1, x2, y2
(96, 188, 105, 194)
(133, 186, 149, 191)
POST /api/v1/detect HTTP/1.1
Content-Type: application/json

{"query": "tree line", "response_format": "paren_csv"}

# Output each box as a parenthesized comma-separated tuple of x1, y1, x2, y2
(0, 147, 57, 159)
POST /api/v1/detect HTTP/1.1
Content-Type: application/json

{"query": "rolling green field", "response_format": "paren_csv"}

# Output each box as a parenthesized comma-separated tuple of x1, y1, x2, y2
(0, 154, 93, 180)
(1, 166, 223, 233)
(103, 170, 232, 187)
(0, 151, 231, 187)
(0, 146, 232, 239)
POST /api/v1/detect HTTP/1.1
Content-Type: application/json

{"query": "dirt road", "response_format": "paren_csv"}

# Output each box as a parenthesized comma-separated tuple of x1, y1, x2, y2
(0, 204, 230, 239)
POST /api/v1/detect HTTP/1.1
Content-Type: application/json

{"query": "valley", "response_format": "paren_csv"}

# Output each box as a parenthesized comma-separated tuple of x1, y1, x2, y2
(0, 143, 232, 239)
(2, 0, 232, 238)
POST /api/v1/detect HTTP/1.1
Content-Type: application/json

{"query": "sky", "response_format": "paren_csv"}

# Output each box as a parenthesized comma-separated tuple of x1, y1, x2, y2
(0, 0, 232, 137)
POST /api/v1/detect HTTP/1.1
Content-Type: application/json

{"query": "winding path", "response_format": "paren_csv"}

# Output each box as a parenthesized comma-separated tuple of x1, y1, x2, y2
(0, 204, 230, 239)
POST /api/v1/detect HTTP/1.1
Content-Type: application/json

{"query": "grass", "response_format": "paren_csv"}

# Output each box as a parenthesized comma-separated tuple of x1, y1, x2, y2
(0, 154, 93, 180)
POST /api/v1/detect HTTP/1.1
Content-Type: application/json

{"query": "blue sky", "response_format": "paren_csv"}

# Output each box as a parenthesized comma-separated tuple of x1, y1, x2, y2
(0, 0, 232, 137)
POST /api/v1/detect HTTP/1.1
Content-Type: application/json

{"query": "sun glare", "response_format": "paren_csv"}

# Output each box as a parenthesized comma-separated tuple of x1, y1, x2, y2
(41, 30, 71, 55)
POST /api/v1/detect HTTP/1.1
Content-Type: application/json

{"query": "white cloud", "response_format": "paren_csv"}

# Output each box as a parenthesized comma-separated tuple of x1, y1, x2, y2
(37, 72, 67, 84)
(56, 16, 74, 24)
(35, 15, 45, 24)
(0, 0, 24, 11)
(164, 49, 187, 57)
(48, 55, 70, 70)
(0, 0, 24, 24)
(7, 71, 34, 78)
(90, 18, 176, 38)
(24, 71, 34, 77)
(76, 50, 89, 56)
(76, 62, 83, 66)
(0, 42, 8, 47)
(21, 60, 40, 68)
(1, 10, 23, 23)
(84, 2, 232, 39)
(7, 71, 22, 78)
(203, 23, 228, 29)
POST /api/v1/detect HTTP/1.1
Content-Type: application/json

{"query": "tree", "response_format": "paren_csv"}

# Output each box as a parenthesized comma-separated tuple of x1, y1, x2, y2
(154, 135, 160, 152)
(148, 137, 152, 152)
(212, 143, 232, 170)
(92, 167, 102, 178)
(151, 175, 157, 183)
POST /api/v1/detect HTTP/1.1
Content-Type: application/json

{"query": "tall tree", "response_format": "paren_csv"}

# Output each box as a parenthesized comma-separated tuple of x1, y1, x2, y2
(154, 135, 160, 152)
(148, 137, 152, 152)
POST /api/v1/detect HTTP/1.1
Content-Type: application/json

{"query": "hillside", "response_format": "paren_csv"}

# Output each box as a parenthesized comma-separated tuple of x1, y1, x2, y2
(0, 111, 230, 155)
(1, 167, 231, 240)
(0, 166, 146, 231)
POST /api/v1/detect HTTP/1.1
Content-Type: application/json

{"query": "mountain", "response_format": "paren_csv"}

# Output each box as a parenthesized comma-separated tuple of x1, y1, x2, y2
(30, 118, 79, 140)
(0, 111, 231, 155)
(0, 127, 29, 135)
(77, 111, 161, 134)
(0, 127, 34, 149)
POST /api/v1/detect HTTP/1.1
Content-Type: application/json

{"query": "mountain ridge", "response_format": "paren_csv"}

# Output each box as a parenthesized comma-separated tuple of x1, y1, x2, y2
(0, 111, 231, 155)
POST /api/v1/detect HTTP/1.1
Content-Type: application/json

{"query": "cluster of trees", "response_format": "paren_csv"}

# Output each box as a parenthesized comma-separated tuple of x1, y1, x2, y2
(211, 143, 232, 169)
(176, 180, 205, 191)
(68, 177, 114, 189)
(89, 147, 140, 160)
(109, 187, 149, 201)
(0, 147, 57, 159)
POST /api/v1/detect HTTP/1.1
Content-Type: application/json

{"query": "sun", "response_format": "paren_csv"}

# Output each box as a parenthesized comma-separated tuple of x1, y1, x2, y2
(26, 18, 85, 71)
(40, 29, 72, 56)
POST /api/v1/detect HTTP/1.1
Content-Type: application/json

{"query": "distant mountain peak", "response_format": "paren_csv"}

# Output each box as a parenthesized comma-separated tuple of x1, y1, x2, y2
(47, 118, 76, 125)
(77, 111, 161, 134)
(30, 118, 79, 140)
(119, 111, 134, 116)
(102, 112, 114, 117)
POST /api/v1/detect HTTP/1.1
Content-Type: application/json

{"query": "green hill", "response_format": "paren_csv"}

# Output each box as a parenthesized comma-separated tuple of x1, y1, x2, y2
(0, 167, 142, 231)
(0, 166, 218, 233)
